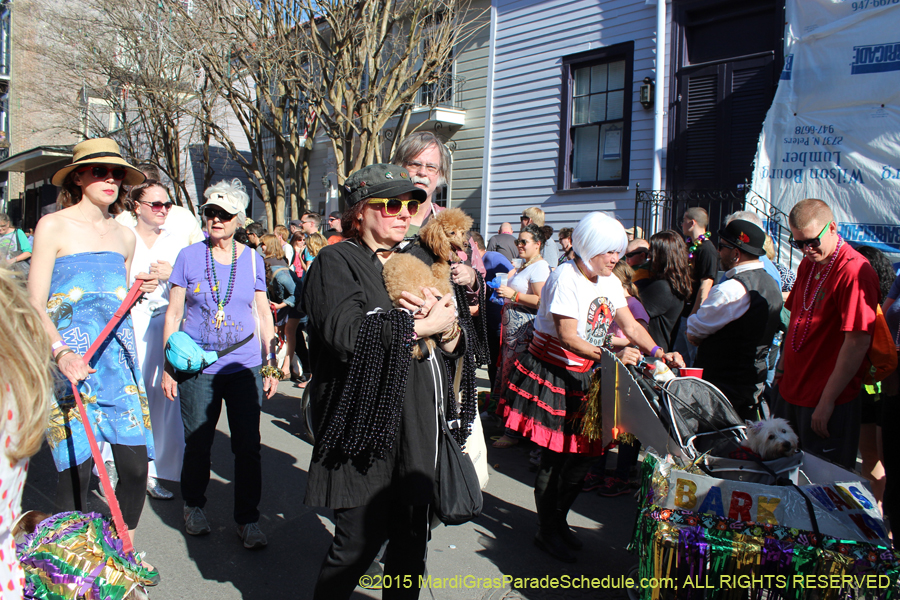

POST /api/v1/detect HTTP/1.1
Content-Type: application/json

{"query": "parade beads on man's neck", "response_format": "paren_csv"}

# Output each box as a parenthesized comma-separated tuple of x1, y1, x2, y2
(790, 236, 843, 353)
(687, 232, 711, 260)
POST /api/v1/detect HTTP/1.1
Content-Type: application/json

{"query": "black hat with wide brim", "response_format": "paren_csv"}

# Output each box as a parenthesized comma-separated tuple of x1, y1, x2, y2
(341, 163, 427, 207)
(718, 219, 766, 256)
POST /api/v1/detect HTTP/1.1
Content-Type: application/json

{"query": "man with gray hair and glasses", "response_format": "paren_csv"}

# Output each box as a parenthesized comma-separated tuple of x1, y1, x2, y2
(391, 131, 450, 236)
(391, 131, 478, 288)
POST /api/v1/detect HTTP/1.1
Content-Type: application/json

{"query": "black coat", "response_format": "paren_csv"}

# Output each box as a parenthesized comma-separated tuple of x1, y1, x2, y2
(302, 240, 464, 509)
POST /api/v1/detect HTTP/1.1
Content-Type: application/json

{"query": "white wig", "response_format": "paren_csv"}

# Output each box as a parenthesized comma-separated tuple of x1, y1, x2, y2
(572, 212, 628, 273)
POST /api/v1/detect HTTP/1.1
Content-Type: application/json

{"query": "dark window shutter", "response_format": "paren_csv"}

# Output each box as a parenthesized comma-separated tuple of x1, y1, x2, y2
(684, 71, 719, 181)
(727, 58, 774, 176)
(674, 55, 775, 190)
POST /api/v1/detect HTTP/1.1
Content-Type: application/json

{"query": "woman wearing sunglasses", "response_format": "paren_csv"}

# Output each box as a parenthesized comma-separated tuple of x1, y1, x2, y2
(304, 164, 464, 600)
(98, 180, 188, 501)
(161, 179, 278, 549)
(27, 138, 159, 557)
(492, 223, 550, 449)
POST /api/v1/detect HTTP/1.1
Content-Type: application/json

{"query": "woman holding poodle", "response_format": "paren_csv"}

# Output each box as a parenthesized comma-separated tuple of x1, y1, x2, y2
(498, 212, 683, 564)
(304, 163, 467, 600)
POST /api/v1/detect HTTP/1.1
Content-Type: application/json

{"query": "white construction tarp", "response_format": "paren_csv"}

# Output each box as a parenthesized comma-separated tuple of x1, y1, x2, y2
(750, 0, 900, 253)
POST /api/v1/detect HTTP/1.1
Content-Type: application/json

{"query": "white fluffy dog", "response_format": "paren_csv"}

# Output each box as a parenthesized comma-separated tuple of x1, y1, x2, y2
(740, 417, 799, 461)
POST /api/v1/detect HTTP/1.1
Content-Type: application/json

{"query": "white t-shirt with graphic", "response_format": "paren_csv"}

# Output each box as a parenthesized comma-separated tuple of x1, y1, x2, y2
(533, 261, 626, 350)
(507, 259, 551, 296)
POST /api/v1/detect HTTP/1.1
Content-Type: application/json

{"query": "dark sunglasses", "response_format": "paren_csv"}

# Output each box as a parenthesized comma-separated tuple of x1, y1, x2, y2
(624, 249, 647, 259)
(139, 200, 174, 212)
(718, 241, 736, 251)
(203, 206, 236, 222)
(367, 198, 420, 216)
(514, 239, 530, 246)
(789, 220, 832, 250)
(78, 165, 128, 181)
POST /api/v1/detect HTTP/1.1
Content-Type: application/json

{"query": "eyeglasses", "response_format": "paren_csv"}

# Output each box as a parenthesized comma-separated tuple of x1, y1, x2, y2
(139, 200, 174, 212)
(404, 160, 439, 175)
(624, 249, 647, 259)
(367, 198, 420, 216)
(718, 241, 736, 251)
(77, 165, 127, 181)
(789, 221, 832, 250)
(203, 206, 236, 221)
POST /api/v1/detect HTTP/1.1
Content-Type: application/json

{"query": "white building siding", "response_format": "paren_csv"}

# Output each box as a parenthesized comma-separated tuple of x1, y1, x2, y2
(484, 0, 672, 234)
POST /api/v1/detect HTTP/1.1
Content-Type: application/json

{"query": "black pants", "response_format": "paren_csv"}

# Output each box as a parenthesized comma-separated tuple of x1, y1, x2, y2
(180, 368, 263, 525)
(313, 498, 430, 600)
(534, 448, 596, 532)
(56, 444, 148, 529)
(773, 391, 861, 471)
(881, 392, 900, 543)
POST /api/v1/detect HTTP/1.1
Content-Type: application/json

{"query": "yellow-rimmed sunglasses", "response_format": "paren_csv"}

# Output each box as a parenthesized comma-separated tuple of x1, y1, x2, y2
(367, 197, 420, 216)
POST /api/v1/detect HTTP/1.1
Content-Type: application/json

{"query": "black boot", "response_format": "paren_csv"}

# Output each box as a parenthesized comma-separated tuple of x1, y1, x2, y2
(556, 513, 583, 550)
(534, 529, 577, 563)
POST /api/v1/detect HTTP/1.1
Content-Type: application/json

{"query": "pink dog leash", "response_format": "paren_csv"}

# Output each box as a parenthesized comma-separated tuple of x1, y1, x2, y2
(69, 280, 144, 555)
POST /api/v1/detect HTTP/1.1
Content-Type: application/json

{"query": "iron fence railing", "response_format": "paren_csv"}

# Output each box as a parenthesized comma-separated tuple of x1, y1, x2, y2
(416, 74, 465, 110)
(633, 184, 798, 270)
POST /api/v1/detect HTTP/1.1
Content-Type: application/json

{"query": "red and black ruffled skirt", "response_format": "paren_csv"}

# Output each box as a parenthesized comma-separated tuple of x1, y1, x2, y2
(497, 332, 605, 456)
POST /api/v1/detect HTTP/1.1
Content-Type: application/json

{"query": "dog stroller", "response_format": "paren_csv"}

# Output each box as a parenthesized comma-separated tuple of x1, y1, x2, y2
(594, 353, 900, 600)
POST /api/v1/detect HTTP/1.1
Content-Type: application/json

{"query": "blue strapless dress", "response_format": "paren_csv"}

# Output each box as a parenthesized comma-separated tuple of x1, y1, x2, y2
(45, 252, 155, 472)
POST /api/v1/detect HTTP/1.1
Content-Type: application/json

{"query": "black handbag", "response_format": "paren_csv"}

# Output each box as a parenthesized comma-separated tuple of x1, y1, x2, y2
(433, 409, 483, 526)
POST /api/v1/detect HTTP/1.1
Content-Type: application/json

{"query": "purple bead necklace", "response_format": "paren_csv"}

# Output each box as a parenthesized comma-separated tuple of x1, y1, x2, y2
(790, 236, 843, 353)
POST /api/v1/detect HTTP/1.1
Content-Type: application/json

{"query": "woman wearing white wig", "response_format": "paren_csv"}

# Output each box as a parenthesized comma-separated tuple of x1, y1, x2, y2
(498, 212, 683, 564)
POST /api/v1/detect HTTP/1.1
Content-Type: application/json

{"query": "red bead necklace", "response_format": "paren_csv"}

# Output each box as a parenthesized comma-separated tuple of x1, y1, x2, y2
(790, 236, 843, 353)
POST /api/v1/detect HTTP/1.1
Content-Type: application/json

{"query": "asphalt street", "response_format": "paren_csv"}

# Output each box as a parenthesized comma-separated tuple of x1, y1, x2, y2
(22, 372, 639, 600)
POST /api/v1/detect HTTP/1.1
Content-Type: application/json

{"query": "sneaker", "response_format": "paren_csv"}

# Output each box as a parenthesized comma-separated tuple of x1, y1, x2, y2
(596, 477, 631, 497)
(236, 522, 267, 549)
(183, 505, 211, 536)
(582, 472, 604, 492)
(146, 477, 174, 500)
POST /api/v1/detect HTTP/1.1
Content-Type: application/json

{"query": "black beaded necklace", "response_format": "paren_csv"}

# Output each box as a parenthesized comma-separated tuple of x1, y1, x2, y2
(205, 239, 237, 329)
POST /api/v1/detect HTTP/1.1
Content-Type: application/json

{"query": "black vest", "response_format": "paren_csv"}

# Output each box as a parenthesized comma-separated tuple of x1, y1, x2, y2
(695, 266, 783, 384)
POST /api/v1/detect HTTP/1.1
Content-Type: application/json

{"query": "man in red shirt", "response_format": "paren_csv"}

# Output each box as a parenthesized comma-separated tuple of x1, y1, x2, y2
(774, 199, 879, 470)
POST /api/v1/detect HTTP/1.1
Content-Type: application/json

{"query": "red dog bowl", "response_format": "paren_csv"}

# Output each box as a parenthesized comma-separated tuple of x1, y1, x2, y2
(679, 367, 703, 378)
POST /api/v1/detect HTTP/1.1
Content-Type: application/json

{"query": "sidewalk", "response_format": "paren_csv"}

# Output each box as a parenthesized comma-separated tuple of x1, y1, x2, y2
(21, 373, 639, 599)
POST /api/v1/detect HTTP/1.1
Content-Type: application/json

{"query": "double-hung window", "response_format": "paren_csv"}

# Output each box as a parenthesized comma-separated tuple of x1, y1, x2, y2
(559, 42, 634, 189)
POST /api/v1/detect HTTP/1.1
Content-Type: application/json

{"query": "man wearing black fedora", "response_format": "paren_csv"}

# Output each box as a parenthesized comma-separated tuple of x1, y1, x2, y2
(685, 215, 784, 420)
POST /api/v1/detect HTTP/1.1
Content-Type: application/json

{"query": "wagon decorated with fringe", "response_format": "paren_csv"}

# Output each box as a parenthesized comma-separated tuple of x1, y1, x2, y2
(591, 353, 900, 599)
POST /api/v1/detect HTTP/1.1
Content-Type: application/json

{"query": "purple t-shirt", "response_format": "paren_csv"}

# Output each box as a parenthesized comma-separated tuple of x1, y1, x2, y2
(170, 242, 266, 374)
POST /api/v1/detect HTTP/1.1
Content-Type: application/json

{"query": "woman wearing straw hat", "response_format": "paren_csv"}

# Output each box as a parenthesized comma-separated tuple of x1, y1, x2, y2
(27, 138, 159, 550)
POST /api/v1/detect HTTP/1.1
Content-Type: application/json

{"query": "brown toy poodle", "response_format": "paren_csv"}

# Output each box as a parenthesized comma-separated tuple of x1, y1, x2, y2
(381, 208, 472, 359)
